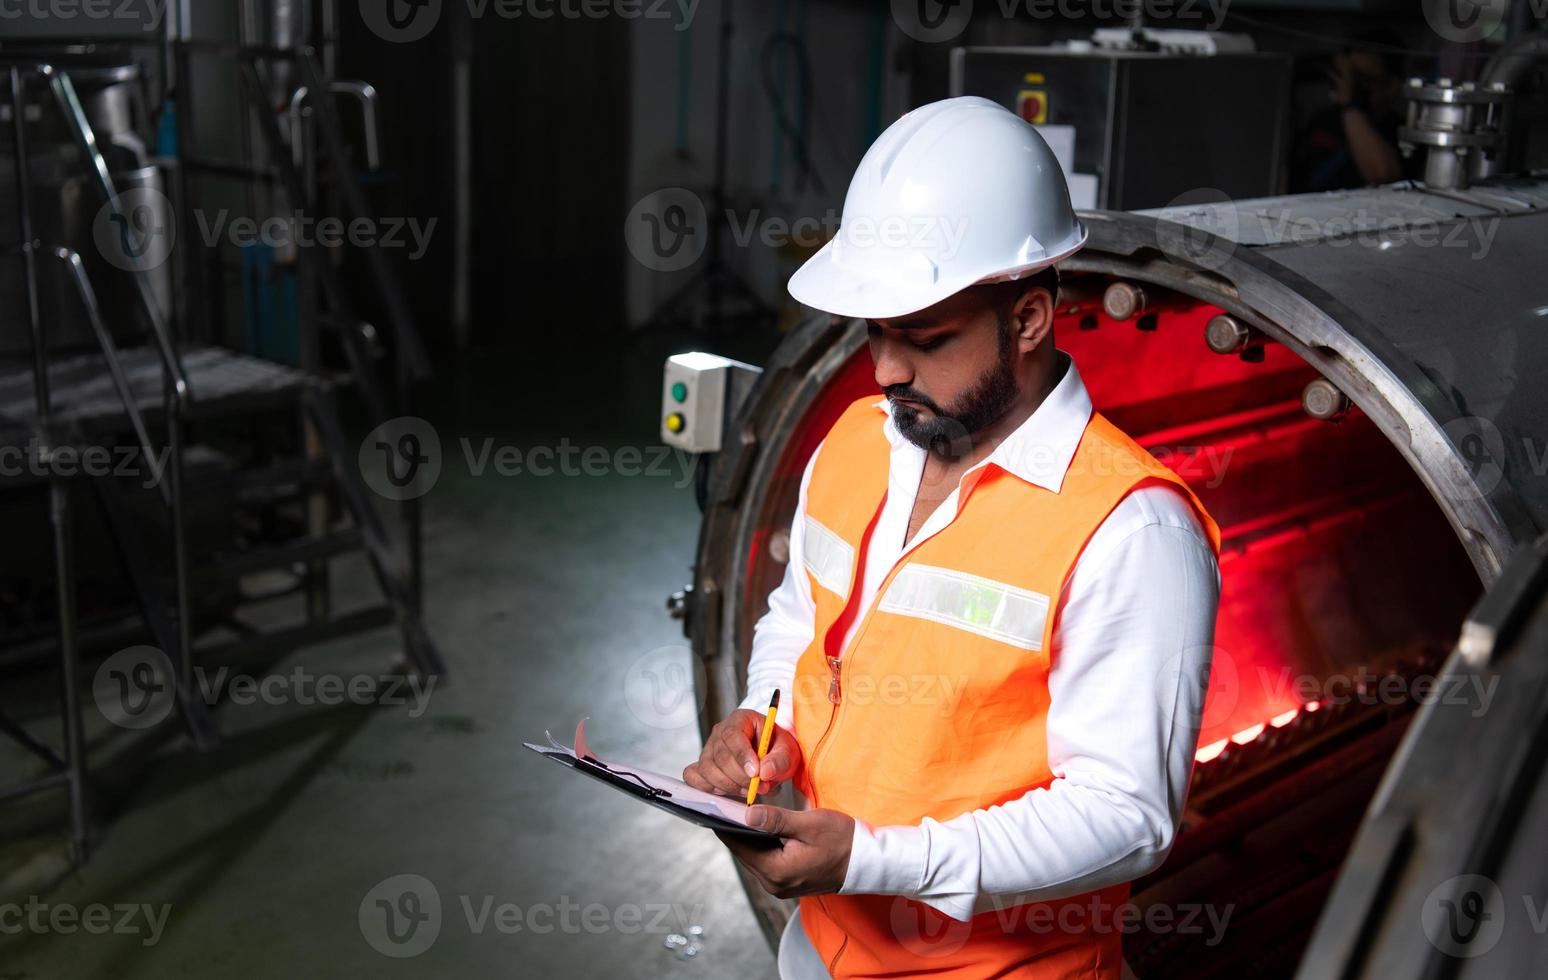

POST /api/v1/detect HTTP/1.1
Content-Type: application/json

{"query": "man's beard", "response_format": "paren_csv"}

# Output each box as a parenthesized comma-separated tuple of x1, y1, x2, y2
(885, 318, 1019, 458)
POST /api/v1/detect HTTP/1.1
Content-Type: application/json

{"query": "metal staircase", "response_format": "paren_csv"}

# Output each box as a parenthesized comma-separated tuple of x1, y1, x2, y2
(0, 41, 443, 861)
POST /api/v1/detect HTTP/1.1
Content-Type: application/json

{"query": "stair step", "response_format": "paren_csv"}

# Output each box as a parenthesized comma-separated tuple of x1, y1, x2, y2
(208, 528, 364, 580)
(228, 457, 336, 506)
(196, 604, 398, 673)
(0, 347, 316, 436)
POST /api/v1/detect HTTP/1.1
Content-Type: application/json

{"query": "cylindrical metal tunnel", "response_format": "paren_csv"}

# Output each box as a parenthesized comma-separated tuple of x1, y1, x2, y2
(685, 178, 1548, 974)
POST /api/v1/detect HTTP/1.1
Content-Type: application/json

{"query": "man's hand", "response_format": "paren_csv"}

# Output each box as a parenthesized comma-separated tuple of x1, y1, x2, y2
(1327, 53, 1357, 108)
(718, 805, 855, 900)
(683, 708, 800, 798)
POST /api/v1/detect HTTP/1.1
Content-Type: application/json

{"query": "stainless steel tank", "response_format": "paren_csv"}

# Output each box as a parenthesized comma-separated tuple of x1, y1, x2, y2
(0, 61, 142, 153)
(683, 176, 1548, 973)
(0, 59, 166, 356)
(0, 160, 172, 356)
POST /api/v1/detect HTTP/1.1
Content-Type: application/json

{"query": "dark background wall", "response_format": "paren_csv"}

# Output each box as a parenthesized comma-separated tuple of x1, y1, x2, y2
(0, 0, 1472, 367)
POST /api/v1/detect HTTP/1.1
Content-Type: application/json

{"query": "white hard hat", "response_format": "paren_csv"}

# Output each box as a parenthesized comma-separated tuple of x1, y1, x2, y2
(788, 95, 1086, 320)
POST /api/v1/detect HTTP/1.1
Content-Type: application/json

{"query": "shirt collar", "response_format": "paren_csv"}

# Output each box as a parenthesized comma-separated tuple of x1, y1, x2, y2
(876, 349, 1093, 494)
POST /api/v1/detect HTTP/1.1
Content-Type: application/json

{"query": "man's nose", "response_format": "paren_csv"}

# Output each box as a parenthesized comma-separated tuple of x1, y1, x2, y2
(870, 337, 912, 389)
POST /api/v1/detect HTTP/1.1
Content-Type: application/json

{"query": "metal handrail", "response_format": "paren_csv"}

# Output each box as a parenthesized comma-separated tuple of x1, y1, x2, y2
(65, 246, 172, 507)
(293, 50, 430, 382)
(0, 242, 171, 505)
(289, 80, 381, 172)
(234, 56, 391, 421)
(0, 57, 193, 407)
(41, 65, 191, 409)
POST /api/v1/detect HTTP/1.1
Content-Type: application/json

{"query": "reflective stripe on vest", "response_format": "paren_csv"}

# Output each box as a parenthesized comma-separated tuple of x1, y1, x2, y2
(791, 395, 1222, 979)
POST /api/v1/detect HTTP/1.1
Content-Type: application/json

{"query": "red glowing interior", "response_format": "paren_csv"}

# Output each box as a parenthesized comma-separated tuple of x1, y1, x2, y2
(743, 287, 1481, 766)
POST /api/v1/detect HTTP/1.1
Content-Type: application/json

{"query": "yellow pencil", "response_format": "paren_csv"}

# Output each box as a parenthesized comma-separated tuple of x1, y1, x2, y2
(745, 689, 781, 805)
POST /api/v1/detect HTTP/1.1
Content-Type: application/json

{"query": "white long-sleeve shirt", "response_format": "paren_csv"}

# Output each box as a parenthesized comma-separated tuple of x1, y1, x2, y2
(740, 351, 1221, 927)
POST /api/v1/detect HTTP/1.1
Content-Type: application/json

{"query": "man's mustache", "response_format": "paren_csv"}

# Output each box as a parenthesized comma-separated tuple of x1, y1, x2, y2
(883, 385, 942, 414)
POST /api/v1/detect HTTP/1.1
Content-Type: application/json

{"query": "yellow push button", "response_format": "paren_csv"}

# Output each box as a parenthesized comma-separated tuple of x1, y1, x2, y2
(665, 413, 685, 433)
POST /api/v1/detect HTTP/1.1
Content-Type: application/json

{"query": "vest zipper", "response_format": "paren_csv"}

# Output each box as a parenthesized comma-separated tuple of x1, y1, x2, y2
(808, 491, 967, 813)
(809, 477, 977, 975)
(807, 575, 894, 816)
(806, 489, 892, 807)
(806, 699, 839, 809)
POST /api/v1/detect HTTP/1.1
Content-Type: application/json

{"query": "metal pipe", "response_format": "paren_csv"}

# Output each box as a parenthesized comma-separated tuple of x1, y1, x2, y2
(3, 77, 95, 848)
(328, 81, 381, 171)
(53, 247, 172, 508)
(10, 68, 48, 422)
(166, 374, 191, 702)
(0, 771, 70, 805)
(321, 0, 338, 78)
(168, 39, 307, 60)
(289, 81, 381, 172)
(50, 476, 86, 861)
(172, 41, 203, 346)
(0, 709, 66, 768)
(1482, 30, 1548, 89)
(452, 8, 472, 352)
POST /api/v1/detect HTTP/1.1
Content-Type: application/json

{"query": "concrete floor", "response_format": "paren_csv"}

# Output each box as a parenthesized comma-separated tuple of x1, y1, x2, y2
(0, 339, 781, 978)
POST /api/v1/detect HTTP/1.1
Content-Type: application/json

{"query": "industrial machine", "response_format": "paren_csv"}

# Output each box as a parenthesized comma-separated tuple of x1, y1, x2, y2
(950, 43, 1293, 209)
(664, 170, 1548, 975)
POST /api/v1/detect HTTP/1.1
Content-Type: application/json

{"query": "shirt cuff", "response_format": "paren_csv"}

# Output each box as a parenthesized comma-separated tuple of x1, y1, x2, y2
(840, 821, 927, 898)
(738, 685, 796, 732)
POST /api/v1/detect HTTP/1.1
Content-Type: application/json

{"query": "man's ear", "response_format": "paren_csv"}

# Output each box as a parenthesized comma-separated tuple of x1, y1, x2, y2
(1009, 285, 1055, 353)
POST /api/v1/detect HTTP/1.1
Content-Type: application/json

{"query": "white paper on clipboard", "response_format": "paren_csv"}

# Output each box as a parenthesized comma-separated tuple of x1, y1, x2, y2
(523, 720, 778, 841)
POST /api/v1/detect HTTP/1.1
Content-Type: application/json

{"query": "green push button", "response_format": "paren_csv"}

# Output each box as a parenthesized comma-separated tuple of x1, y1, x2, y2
(671, 382, 688, 403)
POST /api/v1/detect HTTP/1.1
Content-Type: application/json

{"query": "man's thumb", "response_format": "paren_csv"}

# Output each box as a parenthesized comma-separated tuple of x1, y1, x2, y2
(746, 805, 788, 836)
(760, 742, 794, 781)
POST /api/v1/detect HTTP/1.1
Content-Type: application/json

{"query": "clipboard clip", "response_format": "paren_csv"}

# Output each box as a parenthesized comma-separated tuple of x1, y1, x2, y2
(546, 723, 673, 799)
(582, 757, 673, 799)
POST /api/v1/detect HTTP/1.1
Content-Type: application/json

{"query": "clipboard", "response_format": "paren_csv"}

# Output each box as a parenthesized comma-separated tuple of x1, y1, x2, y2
(524, 721, 780, 843)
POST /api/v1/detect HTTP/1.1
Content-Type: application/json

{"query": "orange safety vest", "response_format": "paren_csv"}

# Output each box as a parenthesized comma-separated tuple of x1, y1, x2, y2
(791, 396, 1221, 979)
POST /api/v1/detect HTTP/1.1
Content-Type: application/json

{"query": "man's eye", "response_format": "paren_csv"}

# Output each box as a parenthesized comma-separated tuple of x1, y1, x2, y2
(911, 335, 949, 352)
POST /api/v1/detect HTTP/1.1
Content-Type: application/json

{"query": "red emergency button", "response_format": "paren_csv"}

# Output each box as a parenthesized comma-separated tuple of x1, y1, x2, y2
(1017, 90, 1046, 125)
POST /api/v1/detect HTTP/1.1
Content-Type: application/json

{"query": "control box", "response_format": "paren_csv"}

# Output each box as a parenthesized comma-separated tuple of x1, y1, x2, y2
(951, 46, 1291, 209)
(660, 352, 763, 453)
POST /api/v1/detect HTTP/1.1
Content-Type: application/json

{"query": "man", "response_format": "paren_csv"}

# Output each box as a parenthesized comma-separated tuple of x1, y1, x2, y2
(1292, 34, 1410, 191)
(684, 96, 1222, 978)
